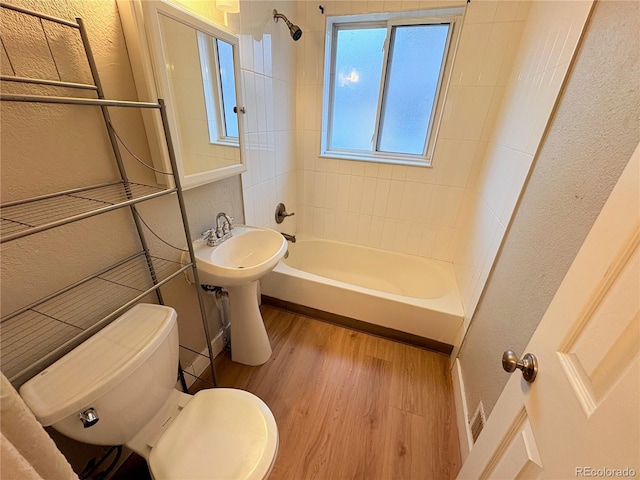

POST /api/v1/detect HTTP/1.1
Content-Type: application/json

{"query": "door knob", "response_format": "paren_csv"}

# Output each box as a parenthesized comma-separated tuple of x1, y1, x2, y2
(502, 350, 538, 382)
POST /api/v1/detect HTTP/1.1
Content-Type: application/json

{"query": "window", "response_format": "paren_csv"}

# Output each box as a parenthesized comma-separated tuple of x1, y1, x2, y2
(321, 9, 462, 166)
(198, 33, 239, 146)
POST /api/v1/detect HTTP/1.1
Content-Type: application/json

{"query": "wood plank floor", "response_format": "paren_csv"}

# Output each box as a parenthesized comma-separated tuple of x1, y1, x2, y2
(114, 305, 461, 480)
(207, 305, 460, 480)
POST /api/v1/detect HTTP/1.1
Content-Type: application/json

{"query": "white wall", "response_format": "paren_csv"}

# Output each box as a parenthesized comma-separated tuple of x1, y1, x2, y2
(239, 0, 298, 234)
(452, 1, 593, 334)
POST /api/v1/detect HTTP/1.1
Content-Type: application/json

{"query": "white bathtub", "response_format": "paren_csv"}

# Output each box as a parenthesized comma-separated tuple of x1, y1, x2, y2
(261, 236, 464, 349)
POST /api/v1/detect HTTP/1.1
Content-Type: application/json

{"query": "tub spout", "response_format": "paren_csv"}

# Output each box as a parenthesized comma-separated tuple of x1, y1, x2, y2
(281, 233, 296, 243)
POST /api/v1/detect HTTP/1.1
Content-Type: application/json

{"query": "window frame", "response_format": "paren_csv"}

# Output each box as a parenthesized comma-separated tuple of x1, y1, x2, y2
(321, 9, 463, 167)
(197, 32, 239, 147)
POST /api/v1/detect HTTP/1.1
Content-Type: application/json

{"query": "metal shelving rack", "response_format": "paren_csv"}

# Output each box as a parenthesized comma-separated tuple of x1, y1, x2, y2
(0, 2, 217, 388)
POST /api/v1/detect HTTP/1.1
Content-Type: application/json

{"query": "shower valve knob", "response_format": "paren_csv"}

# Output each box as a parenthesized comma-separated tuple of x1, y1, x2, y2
(275, 203, 295, 224)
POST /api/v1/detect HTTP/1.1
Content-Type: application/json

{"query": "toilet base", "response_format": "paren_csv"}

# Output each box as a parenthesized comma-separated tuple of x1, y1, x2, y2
(227, 281, 272, 365)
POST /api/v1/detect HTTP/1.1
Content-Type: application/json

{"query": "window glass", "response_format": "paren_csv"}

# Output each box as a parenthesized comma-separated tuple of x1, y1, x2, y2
(377, 24, 449, 155)
(321, 9, 461, 165)
(330, 27, 386, 151)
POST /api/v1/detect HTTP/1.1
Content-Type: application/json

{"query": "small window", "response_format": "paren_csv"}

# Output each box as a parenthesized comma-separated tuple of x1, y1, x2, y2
(321, 9, 462, 166)
(198, 33, 239, 146)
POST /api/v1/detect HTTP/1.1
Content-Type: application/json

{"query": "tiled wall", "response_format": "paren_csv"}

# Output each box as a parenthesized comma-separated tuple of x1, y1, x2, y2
(293, 0, 527, 264)
(238, 1, 298, 233)
(452, 1, 594, 332)
(238, 0, 591, 332)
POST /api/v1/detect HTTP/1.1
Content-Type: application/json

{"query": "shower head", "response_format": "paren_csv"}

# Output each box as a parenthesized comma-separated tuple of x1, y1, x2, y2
(273, 9, 302, 41)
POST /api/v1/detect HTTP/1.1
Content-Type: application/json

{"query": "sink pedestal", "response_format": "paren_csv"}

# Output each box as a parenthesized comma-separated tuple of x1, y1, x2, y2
(228, 281, 272, 365)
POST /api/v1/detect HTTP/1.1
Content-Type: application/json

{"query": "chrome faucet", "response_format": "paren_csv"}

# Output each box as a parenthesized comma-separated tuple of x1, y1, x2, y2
(203, 212, 234, 246)
(281, 233, 296, 243)
(216, 212, 234, 237)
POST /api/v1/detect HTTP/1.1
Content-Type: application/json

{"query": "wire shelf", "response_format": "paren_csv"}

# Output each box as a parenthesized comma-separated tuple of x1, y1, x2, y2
(0, 1, 218, 388)
(0, 181, 176, 243)
(1, 252, 190, 385)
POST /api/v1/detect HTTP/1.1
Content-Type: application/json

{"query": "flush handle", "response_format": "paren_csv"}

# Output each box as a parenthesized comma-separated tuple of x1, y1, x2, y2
(79, 407, 99, 428)
(502, 350, 538, 382)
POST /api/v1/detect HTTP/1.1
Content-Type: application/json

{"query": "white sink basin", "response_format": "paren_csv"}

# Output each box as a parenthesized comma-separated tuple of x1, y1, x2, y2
(191, 225, 287, 287)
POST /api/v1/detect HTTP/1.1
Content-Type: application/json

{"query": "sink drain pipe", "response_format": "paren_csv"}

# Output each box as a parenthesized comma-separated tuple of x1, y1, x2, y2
(202, 285, 231, 350)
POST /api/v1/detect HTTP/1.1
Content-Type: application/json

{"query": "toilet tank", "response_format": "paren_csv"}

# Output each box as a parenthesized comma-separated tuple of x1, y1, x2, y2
(19, 304, 179, 446)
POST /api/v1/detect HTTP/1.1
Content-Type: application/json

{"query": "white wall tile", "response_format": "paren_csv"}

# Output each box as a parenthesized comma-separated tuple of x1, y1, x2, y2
(361, 177, 377, 215)
(432, 226, 455, 261)
(435, 140, 479, 187)
(398, 181, 422, 222)
(346, 212, 359, 243)
(372, 178, 390, 216)
(391, 165, 408, 181)
(348, 176, 364, 213)
(453, 23, 492, 86)
(325, 173, 339, 209)
(418, 225, 438, 257)
(393, 221, 410, 252)
(313, 171, 327, 207)
(381, 219, 397, 250)
(357, 215, 372, 245)
(368, 216, 385, 248)
(324, 210, 337, 238)
(335, 210, 349, 237)
(465, 1, 498, 24)
(385, 180, 405, 219)
(494, 1, 520, 23)
(478, 22, 513, 87)
(336, 175, 351, 211)
(377, 164, 393, 179)
(405, 223, 423, 255)
(351, 162, 366, 177)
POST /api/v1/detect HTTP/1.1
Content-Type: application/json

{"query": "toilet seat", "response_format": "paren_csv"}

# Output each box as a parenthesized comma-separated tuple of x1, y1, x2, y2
(149, 388, 278, 480)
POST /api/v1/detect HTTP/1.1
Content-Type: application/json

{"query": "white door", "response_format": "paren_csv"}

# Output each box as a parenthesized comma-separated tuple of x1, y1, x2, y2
(457, 143, 640, 480)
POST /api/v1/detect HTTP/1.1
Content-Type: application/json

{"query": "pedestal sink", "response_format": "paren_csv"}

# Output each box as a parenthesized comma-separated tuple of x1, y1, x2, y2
(189, 225, 287, 366)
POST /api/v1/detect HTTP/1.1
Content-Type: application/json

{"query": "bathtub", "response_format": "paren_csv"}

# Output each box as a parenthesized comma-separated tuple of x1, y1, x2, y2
(260, 236, 464, 351)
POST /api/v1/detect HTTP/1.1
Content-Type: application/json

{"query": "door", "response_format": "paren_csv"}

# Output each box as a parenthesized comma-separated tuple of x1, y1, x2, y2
(457, 143, 640, 479)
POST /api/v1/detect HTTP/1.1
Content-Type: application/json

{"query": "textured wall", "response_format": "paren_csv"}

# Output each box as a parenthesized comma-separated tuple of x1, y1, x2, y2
(458, 0, 640, 422)
(0, 0, 244, 471)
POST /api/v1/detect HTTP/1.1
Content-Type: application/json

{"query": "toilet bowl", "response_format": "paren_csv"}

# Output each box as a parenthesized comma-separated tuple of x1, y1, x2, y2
(19, 304, 278, 480)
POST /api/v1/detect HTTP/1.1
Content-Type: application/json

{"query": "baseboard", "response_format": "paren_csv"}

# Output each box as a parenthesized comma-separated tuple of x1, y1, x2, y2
(452, 358, 474, 462)
(262, 295, 453, 355)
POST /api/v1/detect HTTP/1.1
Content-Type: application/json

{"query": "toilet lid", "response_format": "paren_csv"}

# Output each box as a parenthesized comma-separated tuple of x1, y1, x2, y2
(149, 388, 278, 480)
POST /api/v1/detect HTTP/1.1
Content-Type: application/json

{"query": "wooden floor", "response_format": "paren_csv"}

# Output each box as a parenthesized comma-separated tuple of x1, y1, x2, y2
(114, 305, 461, 480)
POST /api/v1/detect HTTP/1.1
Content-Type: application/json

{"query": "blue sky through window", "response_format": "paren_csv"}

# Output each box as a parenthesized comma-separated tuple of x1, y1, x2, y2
(330, 28, 386, 151)
(378, 24, 449, 155)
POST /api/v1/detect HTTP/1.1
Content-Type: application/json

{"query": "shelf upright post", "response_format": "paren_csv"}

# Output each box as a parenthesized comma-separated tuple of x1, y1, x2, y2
(75, 17, 164, 305)
(158, 99, 218, 387)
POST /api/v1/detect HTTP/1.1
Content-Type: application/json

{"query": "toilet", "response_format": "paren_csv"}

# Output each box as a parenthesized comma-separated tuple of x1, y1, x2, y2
(19, 304, 278, 480)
